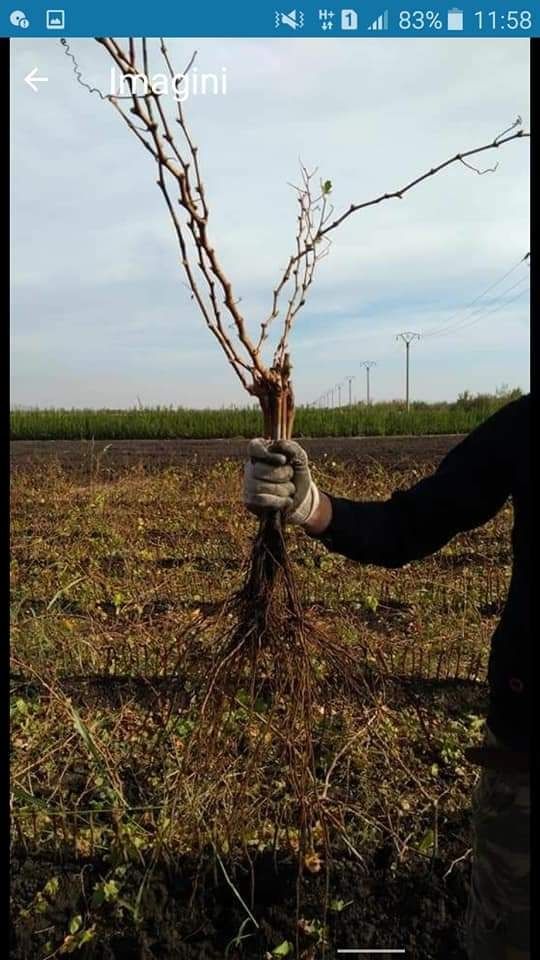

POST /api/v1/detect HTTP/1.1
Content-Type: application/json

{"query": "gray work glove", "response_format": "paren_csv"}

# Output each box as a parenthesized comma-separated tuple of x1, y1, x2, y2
(244, 438, 320, 525)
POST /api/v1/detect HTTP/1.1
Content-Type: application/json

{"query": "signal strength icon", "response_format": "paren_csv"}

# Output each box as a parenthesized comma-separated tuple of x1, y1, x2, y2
(368, 9, 389, 29)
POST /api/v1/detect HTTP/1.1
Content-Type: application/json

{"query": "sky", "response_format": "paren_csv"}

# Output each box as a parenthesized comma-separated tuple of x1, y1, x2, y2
(10, 37, 530, 408)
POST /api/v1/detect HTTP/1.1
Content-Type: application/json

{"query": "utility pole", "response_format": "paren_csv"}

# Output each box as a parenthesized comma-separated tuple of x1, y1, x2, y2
(395, 333, 420, 411)
(360, 361, 376, 406)
(336, 382, 342, 407)
(346, 376, 355, 406)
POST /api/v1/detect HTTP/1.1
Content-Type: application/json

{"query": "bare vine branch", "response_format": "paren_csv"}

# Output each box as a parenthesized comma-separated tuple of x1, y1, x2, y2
(259, 165, 333, 366)
(264, 118, 528, 367)
(96, 37, 266, 395)
(317, 124, 529, 241)
(80, 37, 528, 432)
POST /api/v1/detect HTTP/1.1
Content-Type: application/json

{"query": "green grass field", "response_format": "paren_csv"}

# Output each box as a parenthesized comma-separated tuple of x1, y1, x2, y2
(10, 390, 521, 440)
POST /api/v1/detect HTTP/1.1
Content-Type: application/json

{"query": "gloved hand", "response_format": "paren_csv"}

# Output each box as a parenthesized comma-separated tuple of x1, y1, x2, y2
(244, 438, 320, 525)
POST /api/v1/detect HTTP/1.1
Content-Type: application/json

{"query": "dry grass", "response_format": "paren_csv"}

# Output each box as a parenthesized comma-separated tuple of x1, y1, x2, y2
(10, 454, 511, 956)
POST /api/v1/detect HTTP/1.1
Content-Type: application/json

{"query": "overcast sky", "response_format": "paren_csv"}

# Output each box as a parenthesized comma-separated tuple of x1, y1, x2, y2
(11, 38, 530, 408)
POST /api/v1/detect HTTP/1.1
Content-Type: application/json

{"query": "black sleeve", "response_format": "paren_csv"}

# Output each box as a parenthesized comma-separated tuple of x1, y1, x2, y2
(316, 396, 525, 568)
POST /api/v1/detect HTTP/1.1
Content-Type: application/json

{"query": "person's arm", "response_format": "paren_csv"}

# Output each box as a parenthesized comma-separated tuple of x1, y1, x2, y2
(306, 396, 525, 568)
(304, 491, 333, 535)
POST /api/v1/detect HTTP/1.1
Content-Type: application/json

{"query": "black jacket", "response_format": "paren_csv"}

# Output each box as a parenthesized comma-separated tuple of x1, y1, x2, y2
(317, 394, 531, 750)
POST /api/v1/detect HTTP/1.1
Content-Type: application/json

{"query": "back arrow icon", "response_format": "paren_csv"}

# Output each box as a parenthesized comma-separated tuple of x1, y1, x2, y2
(24, 68, 49, 92)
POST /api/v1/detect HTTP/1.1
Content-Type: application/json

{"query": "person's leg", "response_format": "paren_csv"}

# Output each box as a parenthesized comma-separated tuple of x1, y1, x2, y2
(465, 733, 529, 960)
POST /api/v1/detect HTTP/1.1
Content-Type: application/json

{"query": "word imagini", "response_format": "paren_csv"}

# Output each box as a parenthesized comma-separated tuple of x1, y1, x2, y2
(109, 67, 228, 102)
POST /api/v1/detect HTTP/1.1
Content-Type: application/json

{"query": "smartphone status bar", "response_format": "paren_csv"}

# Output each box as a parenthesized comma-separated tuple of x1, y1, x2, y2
(4, 0, 537, 37)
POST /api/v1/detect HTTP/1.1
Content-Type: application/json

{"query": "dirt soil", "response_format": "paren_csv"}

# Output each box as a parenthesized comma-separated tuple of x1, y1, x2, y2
(10, 435, 463, 474)
(10, 435, 476, 959)
(11, 847, 471, 959)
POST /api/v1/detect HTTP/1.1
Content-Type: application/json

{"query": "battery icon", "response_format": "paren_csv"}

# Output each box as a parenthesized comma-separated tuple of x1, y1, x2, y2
(447, 7, 464, 29)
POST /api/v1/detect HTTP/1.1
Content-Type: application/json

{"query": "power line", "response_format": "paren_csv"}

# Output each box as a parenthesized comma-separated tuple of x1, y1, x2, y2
(441, 283, 530, 333)
(421, 253, 528, 338)
(305, 259, 529, 407)
(421, 253, 530, 339)
(424, 275, 529, 340)
(424, 274, 529, 339)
